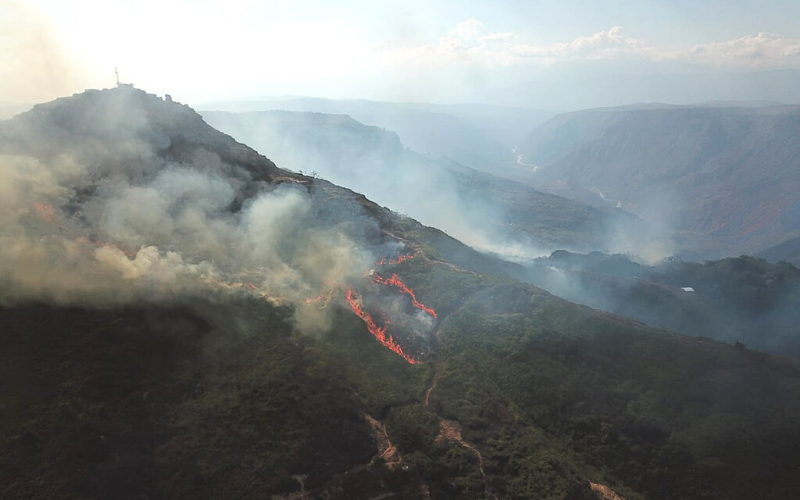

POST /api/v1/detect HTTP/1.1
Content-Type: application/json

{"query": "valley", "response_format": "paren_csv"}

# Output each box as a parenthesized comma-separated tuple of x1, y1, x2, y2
(2, 86, 800, 500)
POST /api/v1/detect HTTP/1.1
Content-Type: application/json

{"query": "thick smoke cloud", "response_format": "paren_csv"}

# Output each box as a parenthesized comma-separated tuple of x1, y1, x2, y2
(0, 99, 377, 334)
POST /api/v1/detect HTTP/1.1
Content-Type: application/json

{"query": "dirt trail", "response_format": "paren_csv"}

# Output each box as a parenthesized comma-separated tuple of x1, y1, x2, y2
(270, 474, 310, 500)
(424, 328, 446, 406)
(364, 414, 404, 469)
(435, 420, 497, 500)
(431, 259, 480, 276)
(424, 371, 440, 406)
(380, 230, 479, 277)
(378, 231, 497, 499)
(590, 482, 626, 500)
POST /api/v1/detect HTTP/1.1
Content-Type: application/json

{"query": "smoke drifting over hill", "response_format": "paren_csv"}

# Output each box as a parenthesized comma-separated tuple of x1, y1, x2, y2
(201, 110, 540, 258)
(522, 250, 800, 357)
(201, 110, 659, 262)
(0, 88, 378, 334)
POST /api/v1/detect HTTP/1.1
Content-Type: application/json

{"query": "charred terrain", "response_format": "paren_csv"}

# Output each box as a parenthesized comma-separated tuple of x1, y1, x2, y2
(2, 87, 800, 500)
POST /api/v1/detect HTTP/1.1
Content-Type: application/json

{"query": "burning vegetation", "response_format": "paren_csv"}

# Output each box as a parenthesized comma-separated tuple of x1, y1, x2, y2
(343, 252, 438, 364)
(376, 254, 416, 266)
(5, 86, 800, 500)
(346, 288, 420, 364)
(372, 273, 438, 319)
(27, 186, 434, 363)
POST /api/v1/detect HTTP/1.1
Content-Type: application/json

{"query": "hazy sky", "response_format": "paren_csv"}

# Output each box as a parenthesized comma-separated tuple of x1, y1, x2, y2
(3, 0, 800, 105)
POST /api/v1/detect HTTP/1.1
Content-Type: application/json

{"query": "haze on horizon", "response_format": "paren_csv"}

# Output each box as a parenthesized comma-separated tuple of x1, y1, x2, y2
(3, 0, 800, 108)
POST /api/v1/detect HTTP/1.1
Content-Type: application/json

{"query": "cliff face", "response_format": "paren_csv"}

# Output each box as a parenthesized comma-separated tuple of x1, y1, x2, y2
(517, 104, 800, 256)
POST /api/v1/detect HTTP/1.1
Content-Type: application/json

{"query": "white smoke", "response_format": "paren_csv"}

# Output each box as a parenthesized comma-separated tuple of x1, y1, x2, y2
(0, 148, 375, 334)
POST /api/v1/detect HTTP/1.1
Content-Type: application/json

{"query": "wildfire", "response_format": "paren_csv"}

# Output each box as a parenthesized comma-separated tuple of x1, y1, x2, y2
(372, 274, 438, 318)
(32, 202, 57, 222)
(91, 240, 138, 258)
(305, 294, 323, 304)
(30, 202, 429, 363)
(345, 289, 419, 364)
(31, 202, 138, 258)
(376, 254, 416, 266)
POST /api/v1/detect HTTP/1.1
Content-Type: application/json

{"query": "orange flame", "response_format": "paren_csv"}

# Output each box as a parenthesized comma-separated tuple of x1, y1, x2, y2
(32, 202, 138, 258)
(377, 254, 416, 266)
(93, 240, 137, 258)
(32, 202, 57, 222)
(372, 274, 437, 318)
(345, 289, 419, 364)
(305, 294, 323, 304)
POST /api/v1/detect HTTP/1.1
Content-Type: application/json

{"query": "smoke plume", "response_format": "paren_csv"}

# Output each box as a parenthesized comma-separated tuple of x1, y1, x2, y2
(0, 88, 379, 335)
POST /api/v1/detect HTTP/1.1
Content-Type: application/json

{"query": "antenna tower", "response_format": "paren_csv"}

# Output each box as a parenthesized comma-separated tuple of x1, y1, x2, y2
(115, 67, 120, 87)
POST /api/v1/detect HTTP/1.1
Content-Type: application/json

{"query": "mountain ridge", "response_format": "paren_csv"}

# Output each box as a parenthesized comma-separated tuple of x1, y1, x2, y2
(516, 103, 800, 258)
(197, 96, 554, 173)
(201, 108, 648, 256)
(2, 86, 800, 500)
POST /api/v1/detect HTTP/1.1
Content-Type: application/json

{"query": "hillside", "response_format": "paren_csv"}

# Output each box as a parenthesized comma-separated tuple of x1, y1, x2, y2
(516, 103, 800, 258)
(0, 102, 30, 120)
(198, 97, 553, 173)
(2, 87, 800, 500)
(524, 252, 800, 357)
(202, 109, 643, 256)
(757, 234, 800, 266)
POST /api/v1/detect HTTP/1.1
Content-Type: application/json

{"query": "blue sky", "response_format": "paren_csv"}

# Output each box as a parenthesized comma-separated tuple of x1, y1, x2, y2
(3, 0, 800, 104)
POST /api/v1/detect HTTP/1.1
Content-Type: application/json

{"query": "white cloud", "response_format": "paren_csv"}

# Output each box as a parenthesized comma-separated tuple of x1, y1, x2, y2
(370, 18, 500, 67)
(509, 26, 656, 62)
(372, 23, 658, 68)
(372, 20, 800, 70)
(449, 18, 484, 41)
(479, 32, 515, 42)
(687, 32, 800, 66)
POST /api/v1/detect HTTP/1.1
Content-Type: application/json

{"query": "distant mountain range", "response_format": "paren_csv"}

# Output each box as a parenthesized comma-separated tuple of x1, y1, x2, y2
(201, 98, 800, 261)
(494, 69, 800, 110)
(201, 109, 644, 257)
(4, 87, 800, 499)
(515, 103, 800, 259)
(757, 237, 800, 268)
(198, 97, 553, 172)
